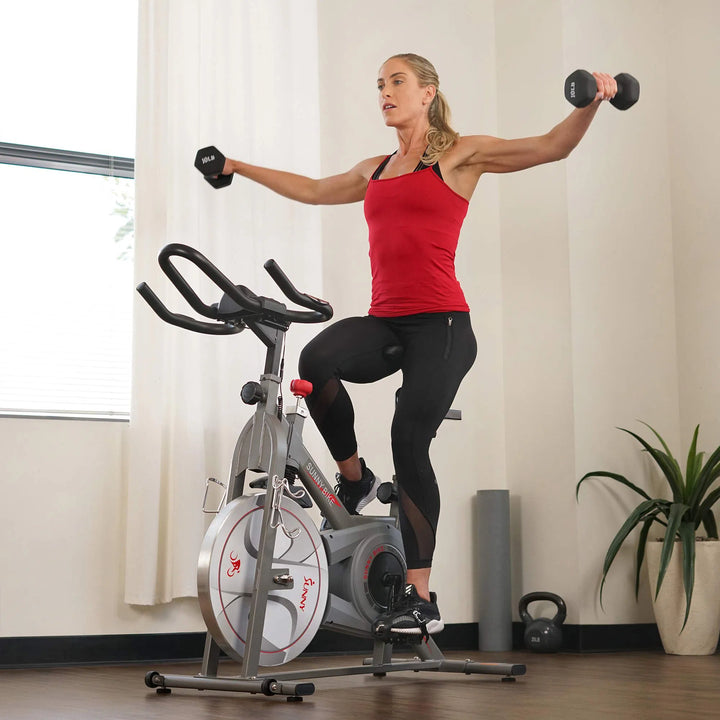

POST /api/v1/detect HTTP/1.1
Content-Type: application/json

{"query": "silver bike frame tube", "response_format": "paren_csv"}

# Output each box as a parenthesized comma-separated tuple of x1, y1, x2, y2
(224, 370, 289, 678)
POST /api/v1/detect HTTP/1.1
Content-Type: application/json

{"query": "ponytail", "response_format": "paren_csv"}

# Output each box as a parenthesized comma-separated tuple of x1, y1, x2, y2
(425, 89, 459, 164)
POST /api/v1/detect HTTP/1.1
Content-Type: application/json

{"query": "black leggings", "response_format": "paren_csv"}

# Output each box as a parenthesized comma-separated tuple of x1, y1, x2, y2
(298, 312, 477, 569)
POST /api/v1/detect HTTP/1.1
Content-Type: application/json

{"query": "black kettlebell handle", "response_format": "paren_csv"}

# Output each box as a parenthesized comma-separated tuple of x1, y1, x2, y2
(518, 592, 567, 625)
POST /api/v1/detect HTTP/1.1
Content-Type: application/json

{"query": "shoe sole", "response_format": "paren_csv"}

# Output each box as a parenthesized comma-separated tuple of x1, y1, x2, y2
(354, 474, 383, 513)
(389, 618, 445, 635)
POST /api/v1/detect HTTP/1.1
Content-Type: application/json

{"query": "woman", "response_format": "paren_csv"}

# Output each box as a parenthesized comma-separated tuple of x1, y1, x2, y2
(220, 53, 617, 636)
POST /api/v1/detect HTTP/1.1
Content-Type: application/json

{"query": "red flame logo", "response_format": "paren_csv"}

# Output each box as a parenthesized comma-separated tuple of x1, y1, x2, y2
(226, 551, 241, 577)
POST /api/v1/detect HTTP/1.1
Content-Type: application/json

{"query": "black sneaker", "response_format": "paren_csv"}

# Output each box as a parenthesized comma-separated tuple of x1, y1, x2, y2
(373, 584, 444, 638)
(335, 458, 381, 514)
(320, 458, 381, 529)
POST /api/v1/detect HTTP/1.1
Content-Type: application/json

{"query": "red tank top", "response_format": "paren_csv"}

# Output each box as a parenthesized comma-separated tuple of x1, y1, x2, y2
(364, 164, 470, 317)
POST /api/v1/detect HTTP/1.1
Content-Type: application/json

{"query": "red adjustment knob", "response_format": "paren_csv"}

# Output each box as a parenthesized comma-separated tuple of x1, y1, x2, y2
(290, 379, 313, 398)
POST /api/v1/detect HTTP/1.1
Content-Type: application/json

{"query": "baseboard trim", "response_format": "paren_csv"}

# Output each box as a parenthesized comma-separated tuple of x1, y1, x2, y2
(512, 622, 665, 653)
(0, 632, 207, 669)
(0, 623, 672, 669)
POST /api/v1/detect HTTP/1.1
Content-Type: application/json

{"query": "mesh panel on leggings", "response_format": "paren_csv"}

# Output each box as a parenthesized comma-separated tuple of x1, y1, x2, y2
(306, 376, 340, 428)
(399, 486, 436, 569)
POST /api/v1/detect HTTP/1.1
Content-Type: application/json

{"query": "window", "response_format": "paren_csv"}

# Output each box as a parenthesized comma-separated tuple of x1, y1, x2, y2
(0, 1, 137, 420)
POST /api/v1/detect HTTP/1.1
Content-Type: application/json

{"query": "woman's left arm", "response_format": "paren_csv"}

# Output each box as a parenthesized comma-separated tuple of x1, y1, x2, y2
(455, 72, 617, 175)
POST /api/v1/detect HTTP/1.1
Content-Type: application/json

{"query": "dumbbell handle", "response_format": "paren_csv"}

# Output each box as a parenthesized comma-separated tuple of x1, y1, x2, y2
(565, 70, 639, 111)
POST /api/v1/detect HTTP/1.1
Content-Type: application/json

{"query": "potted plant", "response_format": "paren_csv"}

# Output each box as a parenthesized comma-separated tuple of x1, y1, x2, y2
(576, 422, 720, 655)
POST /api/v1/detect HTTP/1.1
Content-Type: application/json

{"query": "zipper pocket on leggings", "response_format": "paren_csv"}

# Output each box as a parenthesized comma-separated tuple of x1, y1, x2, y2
(443, 315, 453, 360)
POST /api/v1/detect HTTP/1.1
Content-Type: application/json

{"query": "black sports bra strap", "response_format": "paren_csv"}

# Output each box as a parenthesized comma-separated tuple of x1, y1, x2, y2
(372, 150, 443, 181)
(415, 160, 443, 180)
(371, 153, 395, 180)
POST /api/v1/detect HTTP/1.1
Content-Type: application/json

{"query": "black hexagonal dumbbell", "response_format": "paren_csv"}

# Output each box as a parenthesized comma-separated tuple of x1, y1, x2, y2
(194, 146, 233, 189)
(564, 70, 640, 110)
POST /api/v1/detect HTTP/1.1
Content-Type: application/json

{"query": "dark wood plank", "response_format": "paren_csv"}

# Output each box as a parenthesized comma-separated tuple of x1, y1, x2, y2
(1, 650, 719, 720)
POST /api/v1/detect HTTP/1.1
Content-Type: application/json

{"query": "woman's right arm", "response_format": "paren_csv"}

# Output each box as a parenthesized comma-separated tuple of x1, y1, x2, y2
(222, 156, 381, 206)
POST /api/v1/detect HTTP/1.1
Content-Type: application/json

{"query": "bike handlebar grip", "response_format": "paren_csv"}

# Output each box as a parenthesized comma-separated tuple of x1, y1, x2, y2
(158, 244, 220, 319)
(159, 243, 263, 317)
(264, 259, 333, 321)
(136, 282, 242, 336)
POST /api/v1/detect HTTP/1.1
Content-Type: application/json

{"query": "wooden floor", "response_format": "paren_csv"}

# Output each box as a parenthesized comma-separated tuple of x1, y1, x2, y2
(1, 650, 718, 720)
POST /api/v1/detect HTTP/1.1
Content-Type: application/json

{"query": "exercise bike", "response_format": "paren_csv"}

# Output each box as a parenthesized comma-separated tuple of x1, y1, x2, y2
(137, 243, 526, 700)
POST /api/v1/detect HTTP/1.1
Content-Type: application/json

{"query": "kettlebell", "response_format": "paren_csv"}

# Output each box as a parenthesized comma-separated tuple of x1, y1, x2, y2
(518, 591, 566, 653)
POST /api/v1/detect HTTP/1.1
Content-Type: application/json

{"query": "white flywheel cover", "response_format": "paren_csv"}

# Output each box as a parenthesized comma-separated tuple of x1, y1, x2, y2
(198, 493, 328, 667)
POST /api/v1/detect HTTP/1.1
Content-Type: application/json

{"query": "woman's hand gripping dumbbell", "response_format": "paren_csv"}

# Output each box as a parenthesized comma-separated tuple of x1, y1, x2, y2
(564, 70, 639, 110)
(194, 146, 233, 188)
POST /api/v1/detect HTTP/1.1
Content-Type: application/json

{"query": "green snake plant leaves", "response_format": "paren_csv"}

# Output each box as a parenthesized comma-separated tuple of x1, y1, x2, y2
(577, 424, 720, 630)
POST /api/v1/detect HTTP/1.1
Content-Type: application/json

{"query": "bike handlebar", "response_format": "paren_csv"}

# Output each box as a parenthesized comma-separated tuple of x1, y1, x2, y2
(136, 281, 242, 335)
(137, 243, 333, 334)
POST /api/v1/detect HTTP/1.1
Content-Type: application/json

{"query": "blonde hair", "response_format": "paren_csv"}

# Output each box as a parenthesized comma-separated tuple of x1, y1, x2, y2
(385, 53, 459, 164)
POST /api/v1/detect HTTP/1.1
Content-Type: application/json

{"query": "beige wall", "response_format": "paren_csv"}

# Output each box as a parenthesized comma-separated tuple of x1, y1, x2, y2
(2, 0, 719, 637)
(494, 0, 681, 623)
(494, 0, 582, 620)
(0, 419, 204, 635)
(666, 0, 720, 440)
(564, 0, 679, 623)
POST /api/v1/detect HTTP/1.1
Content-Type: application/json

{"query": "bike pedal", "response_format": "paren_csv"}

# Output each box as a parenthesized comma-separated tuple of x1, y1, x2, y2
(372, 624, 424, 647)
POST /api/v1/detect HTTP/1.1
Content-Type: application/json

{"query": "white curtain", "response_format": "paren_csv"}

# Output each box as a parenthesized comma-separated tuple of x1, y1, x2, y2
(124, 0, 322, 605)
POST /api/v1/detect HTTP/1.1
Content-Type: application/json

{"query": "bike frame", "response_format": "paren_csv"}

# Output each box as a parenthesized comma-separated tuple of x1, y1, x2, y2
(214, 318, 385, 679)
(140, 244, 526, 699)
